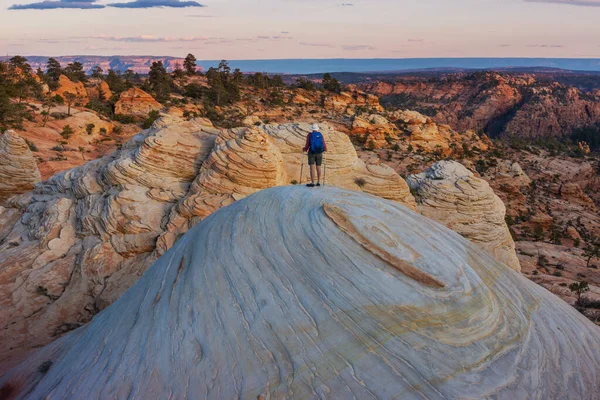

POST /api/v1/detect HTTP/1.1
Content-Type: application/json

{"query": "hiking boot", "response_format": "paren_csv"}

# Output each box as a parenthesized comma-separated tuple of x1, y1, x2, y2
(306, 183, 315, 187)
(316, 183, 321, 187)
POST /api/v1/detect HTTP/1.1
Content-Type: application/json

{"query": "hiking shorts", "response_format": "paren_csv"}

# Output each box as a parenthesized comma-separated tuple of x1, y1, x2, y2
(308, 152, 323, 166)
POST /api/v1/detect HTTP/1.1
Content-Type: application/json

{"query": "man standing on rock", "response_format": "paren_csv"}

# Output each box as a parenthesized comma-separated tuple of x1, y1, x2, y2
(303, 124, 328, 187)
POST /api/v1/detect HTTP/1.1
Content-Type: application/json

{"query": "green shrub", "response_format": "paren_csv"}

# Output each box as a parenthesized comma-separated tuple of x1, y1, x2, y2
(60, 125, 74, 140)
(141, 110, 160, 129)
(85, 123, 95, 135)
(112, 114, 136, 124)
(25, 139, 38, 152)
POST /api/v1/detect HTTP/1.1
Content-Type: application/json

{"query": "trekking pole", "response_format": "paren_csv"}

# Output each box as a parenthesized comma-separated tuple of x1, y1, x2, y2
(323, 152, 327, 187)
(299, 151, 305, 185)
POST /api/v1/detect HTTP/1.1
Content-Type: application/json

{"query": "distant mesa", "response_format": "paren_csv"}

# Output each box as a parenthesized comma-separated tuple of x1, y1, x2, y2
(1, 187, 599, 398)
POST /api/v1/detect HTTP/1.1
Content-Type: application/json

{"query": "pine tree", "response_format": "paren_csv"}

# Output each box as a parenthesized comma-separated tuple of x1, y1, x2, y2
(91, 65, 104, 80)
(184, 53, 197, 76)
(148, 61, 172, 102)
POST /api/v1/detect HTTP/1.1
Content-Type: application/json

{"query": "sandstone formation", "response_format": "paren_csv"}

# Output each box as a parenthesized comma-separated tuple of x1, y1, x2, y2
(393, 110, 491, 154)
(324, 88, 383, 114)
(363, 72, 600, 138)
(2, 187, 600, 399)
(0, 118, 415, 373)
(0, 131, 41, 203)
(351, 114, 398, 148)
(407, 161, 520, 271)
(86, 80, 112, 101)
(53, 75, 88, 104)
(114, 87, 162, 117)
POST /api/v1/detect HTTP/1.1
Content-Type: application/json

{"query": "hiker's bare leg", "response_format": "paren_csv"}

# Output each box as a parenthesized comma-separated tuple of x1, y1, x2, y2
(316, 166, 322, 184)
(310, 165, 316, 183)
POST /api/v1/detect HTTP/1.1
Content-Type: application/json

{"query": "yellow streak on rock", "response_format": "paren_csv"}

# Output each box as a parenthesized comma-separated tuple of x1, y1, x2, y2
(322, 203, 445, 289)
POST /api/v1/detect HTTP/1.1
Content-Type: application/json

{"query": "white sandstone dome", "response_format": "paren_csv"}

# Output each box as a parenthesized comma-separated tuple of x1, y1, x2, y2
(2, 186, 600, 399)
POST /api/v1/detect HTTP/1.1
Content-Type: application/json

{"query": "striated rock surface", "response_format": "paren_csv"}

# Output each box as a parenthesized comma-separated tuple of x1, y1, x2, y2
(407, 161, 520, 271)
(351, 114, 398, 148)
(53, 75, 88, 104)
(324, 88, 383, 114)
(363, 72, 600, 139)
(393, 110, 491, 154)
(2, 187, 600, 399)
(0, 131, 41, 202)
(114, 87, 162, 117)
(0, 118, 415, 373)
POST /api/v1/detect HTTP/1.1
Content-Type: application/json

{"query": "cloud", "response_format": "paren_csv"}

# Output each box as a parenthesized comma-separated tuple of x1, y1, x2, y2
(9, 0, 203, 9)
(79, 34, 210, 42)
(525, 0, 600, 6)
(107, 0, 204, 7)
(185, 13, 213, 17)
(299, 42, 335, 48)
(9, 0, 103, 9)
(527, 44, 564, 48)
(342, 45, 376, 51)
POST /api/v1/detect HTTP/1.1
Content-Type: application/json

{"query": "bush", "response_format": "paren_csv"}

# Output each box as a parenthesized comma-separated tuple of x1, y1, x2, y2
(60, 125, 74, 140)
(99, 127, 107, 135)
(553, 271, 562, 277)
(50, 112, 68, 120)
(51, 145, 64, 152)
(354, 177, 367, 187)
(141, 110, 160, 129)
(85, 123, 95, 135)
(112, 114, 136, 124)
(38, 361, 53, 374)
(25, 139, 38, 152)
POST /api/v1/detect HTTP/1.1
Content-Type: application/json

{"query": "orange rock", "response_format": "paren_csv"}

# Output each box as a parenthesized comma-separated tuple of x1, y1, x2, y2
(54, 75, 88, 104)
(114, 88, 162, 117)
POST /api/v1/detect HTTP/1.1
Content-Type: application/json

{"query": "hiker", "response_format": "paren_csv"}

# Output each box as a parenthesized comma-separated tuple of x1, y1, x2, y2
(303, 124, 327, 187)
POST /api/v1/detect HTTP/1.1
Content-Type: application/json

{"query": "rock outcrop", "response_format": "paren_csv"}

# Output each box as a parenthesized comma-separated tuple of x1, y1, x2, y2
(114, 87, 162, 117)
(0, 118, 415, 373)
(351, 114, 398, 148)
(407, 161, 520, 271)
(363, 72, 600, 139)
(0, 131, 41, 202)
(53, 75, 88, 104)
(324, 88, 383, 114)
(2, 187, 600, 399)
(393, 110, 491, 154)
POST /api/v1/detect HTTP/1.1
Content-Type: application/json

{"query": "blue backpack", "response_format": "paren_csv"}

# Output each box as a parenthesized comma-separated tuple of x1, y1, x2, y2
(310, 132, 325, 153)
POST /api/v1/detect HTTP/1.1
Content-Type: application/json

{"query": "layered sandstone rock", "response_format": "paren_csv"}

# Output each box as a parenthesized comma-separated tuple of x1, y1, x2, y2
(114, 87, 162, 117)
(0, 118, 415, 373)
(324, 89, 383, 114)
(393, 110, 490, 154)
(54, 75, 88, 104)
(363, 72, 600, 139)
(407, 161, 520, 271)
(3, 187, 600, 399)
(0, 131, 41, 202)
(351, 114, 398, 148)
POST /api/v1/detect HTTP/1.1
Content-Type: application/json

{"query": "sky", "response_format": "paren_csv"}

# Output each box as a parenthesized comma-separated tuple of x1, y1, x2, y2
(0, 0, 599, 59)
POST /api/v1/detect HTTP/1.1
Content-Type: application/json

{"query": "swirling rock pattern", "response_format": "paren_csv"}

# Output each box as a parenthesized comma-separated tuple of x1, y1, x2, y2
(0, 118, 415, 373)
(2, 187, 599, 399)
(0, 130, 41, 202)
(407, 160, 521, 271)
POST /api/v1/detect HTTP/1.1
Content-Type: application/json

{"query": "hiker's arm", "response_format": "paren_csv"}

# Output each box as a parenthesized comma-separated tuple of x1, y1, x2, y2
(303, 134, 310, 152)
